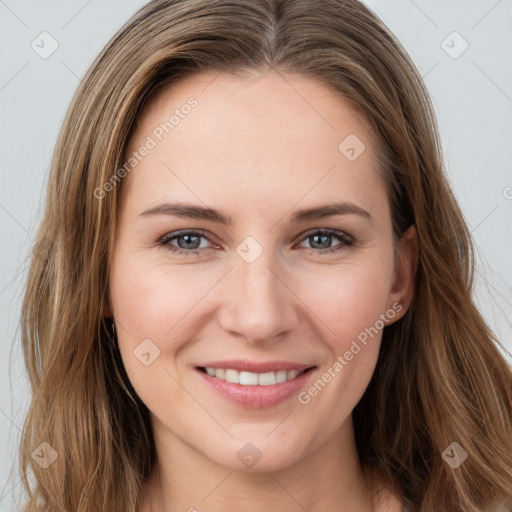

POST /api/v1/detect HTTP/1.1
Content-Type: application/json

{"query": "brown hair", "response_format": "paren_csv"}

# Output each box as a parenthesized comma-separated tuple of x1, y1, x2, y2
(17, 1, 512, 511)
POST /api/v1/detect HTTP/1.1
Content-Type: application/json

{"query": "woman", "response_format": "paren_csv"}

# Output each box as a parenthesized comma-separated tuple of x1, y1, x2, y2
(18, 0, 512, 511)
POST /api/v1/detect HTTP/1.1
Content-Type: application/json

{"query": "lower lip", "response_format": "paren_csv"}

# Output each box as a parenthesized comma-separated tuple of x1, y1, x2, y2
(196, 368, 316, 408)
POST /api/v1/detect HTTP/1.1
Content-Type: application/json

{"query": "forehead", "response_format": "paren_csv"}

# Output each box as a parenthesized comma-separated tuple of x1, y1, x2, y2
(132, 68, 377, 151)
(121, 69, 386, 218)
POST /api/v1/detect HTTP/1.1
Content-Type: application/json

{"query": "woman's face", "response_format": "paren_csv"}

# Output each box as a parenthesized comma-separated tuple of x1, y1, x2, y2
(108, 69, 415, 472)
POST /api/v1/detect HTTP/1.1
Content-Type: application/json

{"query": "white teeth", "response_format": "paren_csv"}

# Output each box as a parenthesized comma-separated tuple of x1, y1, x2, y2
(224, 369, 239, 383)
(258, 372, 276, 386)
(239, 371, 258, 385)
(276, 370, 287, 383)
(203, 367, 307, 385)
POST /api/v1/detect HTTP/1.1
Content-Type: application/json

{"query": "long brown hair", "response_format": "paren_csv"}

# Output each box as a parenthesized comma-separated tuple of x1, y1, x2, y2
(17, 1, 512, 511)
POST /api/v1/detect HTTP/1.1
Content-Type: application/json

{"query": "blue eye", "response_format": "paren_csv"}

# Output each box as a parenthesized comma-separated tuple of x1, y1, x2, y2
(159, 229, 210, 256)
(298, 229, 354, 254)
(159, 228, 354, 256)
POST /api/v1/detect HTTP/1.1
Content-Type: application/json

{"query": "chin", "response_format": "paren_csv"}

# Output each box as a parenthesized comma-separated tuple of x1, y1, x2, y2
(198, 429, 315, 474)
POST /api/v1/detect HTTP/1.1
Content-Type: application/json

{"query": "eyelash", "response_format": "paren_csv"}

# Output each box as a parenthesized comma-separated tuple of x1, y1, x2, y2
(158, 228, 355, 257)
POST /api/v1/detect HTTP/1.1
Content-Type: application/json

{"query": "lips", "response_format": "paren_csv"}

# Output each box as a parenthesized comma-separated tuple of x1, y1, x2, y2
(195, 360, 317, 408)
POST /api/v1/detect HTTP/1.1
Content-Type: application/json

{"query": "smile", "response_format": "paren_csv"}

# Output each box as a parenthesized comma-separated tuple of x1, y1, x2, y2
(195, 362, 317, 408)
(199, 367, 310, 386)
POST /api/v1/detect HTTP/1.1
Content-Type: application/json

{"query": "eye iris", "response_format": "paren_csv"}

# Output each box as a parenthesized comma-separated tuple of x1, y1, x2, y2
(310, 233, 332, 249)
(177, 234, 201, 249)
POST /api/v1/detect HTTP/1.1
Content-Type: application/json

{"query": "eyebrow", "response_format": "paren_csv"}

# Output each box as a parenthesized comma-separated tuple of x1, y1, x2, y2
(138, 201, 372, 224)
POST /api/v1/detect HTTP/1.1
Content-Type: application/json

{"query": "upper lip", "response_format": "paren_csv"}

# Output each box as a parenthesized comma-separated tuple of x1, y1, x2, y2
(196, 359, 316, 373)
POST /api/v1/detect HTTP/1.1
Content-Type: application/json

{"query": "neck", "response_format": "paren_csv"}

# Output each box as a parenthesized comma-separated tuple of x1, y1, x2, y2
(139, 415, 395, 512)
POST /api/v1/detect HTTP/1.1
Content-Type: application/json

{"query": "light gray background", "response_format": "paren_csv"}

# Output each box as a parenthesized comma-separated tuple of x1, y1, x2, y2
(1, 1, 511, 510)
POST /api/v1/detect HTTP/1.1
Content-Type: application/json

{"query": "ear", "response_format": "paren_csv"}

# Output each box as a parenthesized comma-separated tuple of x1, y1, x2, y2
(386, 225, 418, 324)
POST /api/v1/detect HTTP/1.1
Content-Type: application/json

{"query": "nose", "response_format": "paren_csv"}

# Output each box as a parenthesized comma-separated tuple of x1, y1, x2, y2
(217, 246, 299, 346)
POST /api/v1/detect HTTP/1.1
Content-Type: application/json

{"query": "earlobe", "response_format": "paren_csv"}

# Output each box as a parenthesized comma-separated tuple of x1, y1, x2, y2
(386, 225, 418, 324)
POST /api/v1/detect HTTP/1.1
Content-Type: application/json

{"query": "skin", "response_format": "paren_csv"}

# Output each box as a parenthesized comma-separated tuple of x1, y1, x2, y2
(107, 69, 417, 512)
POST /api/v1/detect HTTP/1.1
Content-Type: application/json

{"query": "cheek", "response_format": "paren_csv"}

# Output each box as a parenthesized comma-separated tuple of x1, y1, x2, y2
(108, 253, 225, 366)
(292, 263, 393, 427)
(295, 259, 393, 350)
(108, 255, 210, 416)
